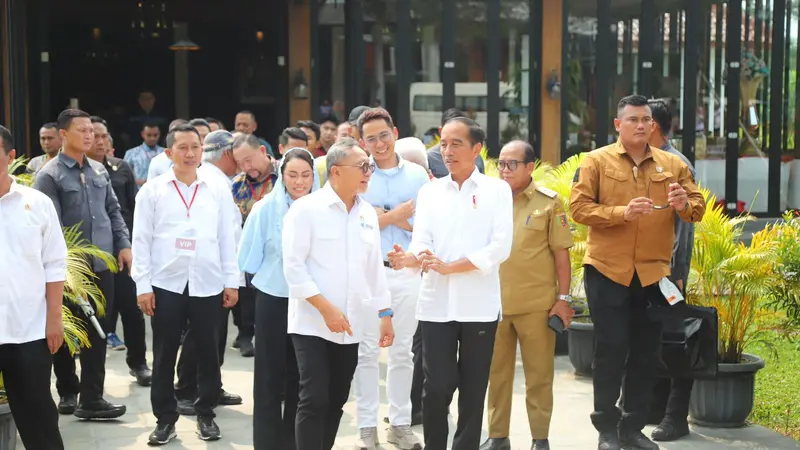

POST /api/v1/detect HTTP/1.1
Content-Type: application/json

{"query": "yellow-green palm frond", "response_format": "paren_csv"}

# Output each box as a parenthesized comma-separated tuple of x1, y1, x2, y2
(62, 305, 91, 354)
(8, 157, 33, 187)
(539, 153, 586, 215)
(63, 225, 118, 317)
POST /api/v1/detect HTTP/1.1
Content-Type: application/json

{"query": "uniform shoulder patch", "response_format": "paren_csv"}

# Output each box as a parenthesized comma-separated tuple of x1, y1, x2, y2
(536, 186, 558, 198)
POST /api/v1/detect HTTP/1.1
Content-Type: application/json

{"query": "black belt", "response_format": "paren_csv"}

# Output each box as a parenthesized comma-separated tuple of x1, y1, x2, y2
(383, 260, 392, 268)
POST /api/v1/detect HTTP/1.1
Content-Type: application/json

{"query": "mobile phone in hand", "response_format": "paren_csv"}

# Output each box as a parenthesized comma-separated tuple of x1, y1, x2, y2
(548, 315, 566, 334)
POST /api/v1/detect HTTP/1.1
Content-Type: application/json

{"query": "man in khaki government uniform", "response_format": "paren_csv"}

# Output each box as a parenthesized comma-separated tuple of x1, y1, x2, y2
(480, 141, 574, 450)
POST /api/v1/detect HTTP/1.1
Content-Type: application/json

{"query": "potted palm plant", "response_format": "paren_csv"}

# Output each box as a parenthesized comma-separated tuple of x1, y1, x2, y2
(687, 189, 773, 428)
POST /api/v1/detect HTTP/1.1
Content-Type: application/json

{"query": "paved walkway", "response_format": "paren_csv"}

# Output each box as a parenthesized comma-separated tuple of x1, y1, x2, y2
(17, 319, 800, 449)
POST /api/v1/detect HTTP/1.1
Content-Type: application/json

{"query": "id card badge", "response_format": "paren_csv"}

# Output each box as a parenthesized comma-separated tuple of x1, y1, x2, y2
(174, 223, 198, 257)
(658, 277, 684, 306)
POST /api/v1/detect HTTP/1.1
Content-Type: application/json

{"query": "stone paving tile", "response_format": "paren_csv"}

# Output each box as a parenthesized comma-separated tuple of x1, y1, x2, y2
(15, 318, 800, 449)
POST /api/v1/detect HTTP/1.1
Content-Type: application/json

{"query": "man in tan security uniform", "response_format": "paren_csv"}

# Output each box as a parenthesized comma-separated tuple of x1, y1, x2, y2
(480, 141, 574, 450)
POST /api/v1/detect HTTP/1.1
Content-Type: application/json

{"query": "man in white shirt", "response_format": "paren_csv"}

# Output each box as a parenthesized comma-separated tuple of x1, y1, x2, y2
(282, 138, 395, 450)
(0, 125, 67, 450)
(131, 124, 240, 446)
(388, 117, 514, 450)
(175, 129, 245, 414)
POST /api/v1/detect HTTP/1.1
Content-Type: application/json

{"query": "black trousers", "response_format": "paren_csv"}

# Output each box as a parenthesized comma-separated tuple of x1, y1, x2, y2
(0, 339, 64, 449)
(151, 286, 223, 425)
(174, 299, 230, 400)
(584, 265, 663, 433)
(410, 322, 424, 417)
(650, 377, 694, 424)
(53, 269, 114, 402)
(232, 284, 256, 341)
(292, 334, 358, 450)
(108, 269, 147, 369)
(420, 320, 498, 450)
(253, 290, 299, 450)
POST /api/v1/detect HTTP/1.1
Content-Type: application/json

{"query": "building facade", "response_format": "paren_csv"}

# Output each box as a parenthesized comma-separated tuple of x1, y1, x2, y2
(1, 0, 798, 216)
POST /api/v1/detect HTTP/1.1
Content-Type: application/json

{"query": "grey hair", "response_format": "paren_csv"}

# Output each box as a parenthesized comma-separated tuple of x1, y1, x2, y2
(395, 137, 429, 171)
(202, 147, 227, 163)
(325, 137, 361, 178)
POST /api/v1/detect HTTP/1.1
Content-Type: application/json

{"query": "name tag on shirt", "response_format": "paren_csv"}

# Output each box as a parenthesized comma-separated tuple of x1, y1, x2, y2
(175, 238, 197, 255)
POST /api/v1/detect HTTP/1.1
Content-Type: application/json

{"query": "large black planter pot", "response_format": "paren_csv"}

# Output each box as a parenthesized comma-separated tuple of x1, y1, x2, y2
(689, 353, 766, 428)
(567, 320, 594, 376)
(0, 403, 15, 450)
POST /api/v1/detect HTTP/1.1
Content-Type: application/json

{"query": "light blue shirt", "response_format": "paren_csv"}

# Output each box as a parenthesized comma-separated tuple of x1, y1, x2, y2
(237, 152, 321, 297)
(124, 143, 165, 181)
(361, 154, 430, 259)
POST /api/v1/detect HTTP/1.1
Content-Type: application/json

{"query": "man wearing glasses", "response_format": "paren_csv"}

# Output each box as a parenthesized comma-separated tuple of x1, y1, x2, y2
(353, 108, 429, 449)
(570, 95, 705, 450)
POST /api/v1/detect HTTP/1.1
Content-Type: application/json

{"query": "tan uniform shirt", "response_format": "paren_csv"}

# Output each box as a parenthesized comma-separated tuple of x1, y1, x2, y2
(569, 141, 705, 288)
(500, 179, 574, 315)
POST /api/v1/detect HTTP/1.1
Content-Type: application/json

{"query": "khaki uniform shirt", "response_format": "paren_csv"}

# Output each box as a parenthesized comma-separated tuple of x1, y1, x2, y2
(500, 179, 574, 315)
(569, 141, 705, 288)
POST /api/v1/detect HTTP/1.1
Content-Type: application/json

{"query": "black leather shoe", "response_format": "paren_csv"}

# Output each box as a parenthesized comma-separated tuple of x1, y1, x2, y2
(533, 439, 550, 450)
(130, 365, 153, 387)
(232, 337, 240, 349)
(651, 419, 690, 441)
(177, 398, 196, 416)
(218, 389, 243, 405)
(148, 423, 176, 446)
(619, 430, 659, 450)
(57, 394, 77, 415)
(74, 399, 126, 419)
(598, 431, 621, 450)
(479, 437, 511, 450)
(238, 338, 255, 357)
(197, 416, 221, 441)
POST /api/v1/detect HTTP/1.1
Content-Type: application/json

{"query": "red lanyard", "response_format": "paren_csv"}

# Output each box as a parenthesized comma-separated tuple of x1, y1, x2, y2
(248, 181, 269, 202)
(172, 180, 200, 218)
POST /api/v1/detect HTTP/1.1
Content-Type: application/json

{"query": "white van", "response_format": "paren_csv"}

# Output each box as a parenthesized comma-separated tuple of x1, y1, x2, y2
(409, 82, 519, 139)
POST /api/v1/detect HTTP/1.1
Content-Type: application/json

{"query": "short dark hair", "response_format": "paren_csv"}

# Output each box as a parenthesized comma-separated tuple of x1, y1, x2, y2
(189, 118, 211, 130)
(141, 121, 160, 131)
(295, 120, 320, 140)
(443, 117, 485, 147)
(90, 115, 108, 126)
(168, 118, 189, 131)
(617, 94, 650, 116)
(166, 123, 200, 148)
(279, 127, 309, 146)
(648, 99, 672, 135)
(441, 108, 467, 127)
(505, 140, 536, 163)
(357, 107, 395, 137)
(41, 122, 58, 130)
(206, 117, 225, 129)
(0, 125, 14, 154)
(319, 114, 339, 126)
(280, 148, 314, 178)
(237, 110, 256, 121)
(232, 133, 263, 151)
(57, 108, 91, 130)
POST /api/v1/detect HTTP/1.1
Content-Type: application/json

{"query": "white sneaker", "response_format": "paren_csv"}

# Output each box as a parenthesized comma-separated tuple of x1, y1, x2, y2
(355, 427, 379, 450)
(387, 424, 423, 450)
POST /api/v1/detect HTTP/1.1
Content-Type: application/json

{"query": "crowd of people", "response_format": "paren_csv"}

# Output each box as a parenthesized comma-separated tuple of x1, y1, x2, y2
(0, 94, 705, 450)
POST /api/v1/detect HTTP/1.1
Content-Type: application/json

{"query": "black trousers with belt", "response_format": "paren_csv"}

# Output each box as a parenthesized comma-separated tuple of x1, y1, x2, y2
(0, 339, 64, 449)
(292, 334, 358, 450)
(53, 269, 114, 403)
(420, 320, 498, 450)
(108, 269, 147, 369)
(584, 265, 663, 433)
(410, 322, 424, 417)
(151, 286, 223, 425)
(253, 290, 299, 450)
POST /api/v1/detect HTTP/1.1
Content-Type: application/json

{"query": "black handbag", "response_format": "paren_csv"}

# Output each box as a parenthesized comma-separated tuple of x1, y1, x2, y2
(655, 304, 719, 380)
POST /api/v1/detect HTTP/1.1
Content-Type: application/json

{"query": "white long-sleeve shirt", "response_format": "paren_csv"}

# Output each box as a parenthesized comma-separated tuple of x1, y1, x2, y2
(410, 168, 514, 322)
(131, 168, 239, 297)
(282, 183, 391, 344)
(0, 178, 68, 344)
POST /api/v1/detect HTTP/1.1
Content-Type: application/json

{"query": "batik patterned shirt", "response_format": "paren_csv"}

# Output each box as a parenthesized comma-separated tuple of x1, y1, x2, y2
(232, 172, 277, 224)
(124, 143, 166, 181)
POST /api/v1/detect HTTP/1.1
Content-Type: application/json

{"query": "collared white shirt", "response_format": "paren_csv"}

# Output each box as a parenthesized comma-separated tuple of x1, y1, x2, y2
(147, 152, 172, 182)
(0, 178, 68, 344)
(410, 168, 513, 322)
(282, 183, 391, 344)
(131, 168, 239, 297)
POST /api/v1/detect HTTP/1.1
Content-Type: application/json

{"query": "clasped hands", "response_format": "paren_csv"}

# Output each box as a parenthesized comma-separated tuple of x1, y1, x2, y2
(386, 244, 452, 275)
(624, 182, 688, 221)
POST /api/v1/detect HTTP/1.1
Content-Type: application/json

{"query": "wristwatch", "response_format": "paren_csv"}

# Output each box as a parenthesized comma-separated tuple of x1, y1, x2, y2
(558, 294, 573, 302)
(379, 309, 394, 318)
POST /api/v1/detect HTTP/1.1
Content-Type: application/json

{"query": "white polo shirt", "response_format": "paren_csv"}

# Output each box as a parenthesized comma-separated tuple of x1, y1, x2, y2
(0, 178, 68, 344)
(410, 168, 514, 322)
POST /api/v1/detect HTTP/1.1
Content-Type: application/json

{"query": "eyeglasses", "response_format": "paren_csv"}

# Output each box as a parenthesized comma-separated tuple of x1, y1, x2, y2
(647, 180, 671, 210)
(497, 160, 526, 171)
(363, 131, 394, 148)
(335, 161, 376, 175)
